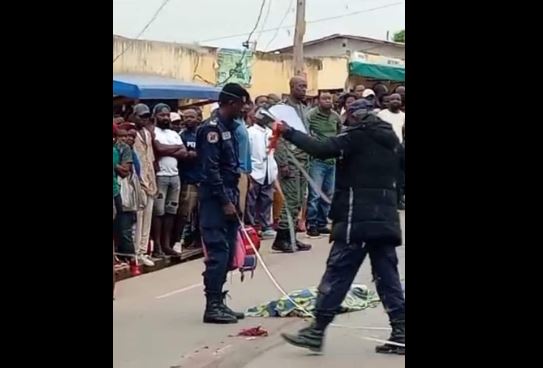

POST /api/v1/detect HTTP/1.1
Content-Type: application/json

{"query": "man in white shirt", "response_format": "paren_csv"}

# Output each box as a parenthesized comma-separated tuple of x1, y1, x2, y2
(246, 108, 278, 239)
(377, 94, 405, 209)
(378, 93, 405, 143)
(151, 104, 194, 256)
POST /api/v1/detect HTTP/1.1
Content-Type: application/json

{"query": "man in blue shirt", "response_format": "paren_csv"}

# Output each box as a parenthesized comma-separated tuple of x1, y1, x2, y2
(197, 83, 250, 324)
(173, 109, 201, 248)
(234, 113, 252, 219)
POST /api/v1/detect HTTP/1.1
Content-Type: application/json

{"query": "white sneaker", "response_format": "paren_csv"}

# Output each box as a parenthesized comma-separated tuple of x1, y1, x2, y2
(138, 254, 155, 267)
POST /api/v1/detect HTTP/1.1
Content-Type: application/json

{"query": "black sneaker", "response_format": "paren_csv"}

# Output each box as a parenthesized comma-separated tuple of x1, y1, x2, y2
(281, 324, 324, 352)
(152, 249, 165, 258)
(317, 227, 331, 235)
(306, 226, 320, 238)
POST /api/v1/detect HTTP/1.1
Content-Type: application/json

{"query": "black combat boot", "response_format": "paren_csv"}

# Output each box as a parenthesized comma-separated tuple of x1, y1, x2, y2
(203, 294, 238, 324)
(376, 318, 405, 355)
(281, 322, 325, 352)
(272, 229, 294, 253)
(220, 291, 245, 320)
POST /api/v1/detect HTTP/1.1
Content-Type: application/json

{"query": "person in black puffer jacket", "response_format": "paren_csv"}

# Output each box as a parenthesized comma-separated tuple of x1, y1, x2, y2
(279, 98, 405, 355)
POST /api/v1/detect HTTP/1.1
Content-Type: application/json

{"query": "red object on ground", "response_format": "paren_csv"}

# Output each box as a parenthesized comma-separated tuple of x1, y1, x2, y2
(237, 326, 268, 337)
(129, 261, 142, 276)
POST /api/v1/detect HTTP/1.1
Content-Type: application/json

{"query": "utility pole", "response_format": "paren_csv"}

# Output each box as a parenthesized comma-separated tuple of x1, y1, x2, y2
(293, 0, 306, 76)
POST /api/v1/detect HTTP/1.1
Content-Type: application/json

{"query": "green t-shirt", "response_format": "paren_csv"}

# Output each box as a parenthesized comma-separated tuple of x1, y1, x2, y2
(112, 143, 133, 197)
(113, 146, 120, 197)
(307, 107, 342, 165)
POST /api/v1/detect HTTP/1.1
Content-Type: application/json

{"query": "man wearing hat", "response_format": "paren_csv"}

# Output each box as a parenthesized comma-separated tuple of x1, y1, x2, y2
(197, 83, 250, 324)
(131, 104, 158, 266)
(169, 112, 184, 133)
(277, 98, 406, 355)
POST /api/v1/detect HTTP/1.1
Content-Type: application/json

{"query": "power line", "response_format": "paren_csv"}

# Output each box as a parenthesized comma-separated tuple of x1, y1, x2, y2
(113, 0, 174, 63)
(246, 0, 268, 45)
(255, 0, 273, 45)
(263, 0, 294, 51)
(199, 2, 403, 45)
(216, 0, 267, 85)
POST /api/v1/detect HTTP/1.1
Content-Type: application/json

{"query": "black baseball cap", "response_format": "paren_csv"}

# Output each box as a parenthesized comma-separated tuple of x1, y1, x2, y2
(219, 83, 251, 104)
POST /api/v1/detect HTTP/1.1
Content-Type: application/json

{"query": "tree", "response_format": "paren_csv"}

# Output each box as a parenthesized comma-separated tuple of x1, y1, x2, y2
(393, 30, 405, 43)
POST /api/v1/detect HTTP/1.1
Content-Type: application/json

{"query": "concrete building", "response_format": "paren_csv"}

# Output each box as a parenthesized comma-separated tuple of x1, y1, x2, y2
(113, 35, 349, 98)
(272, 34, 405, 60)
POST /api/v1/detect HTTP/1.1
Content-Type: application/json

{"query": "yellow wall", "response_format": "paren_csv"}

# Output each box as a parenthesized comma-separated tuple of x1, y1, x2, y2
(113, 36, 217, 84)
(249, 52, 321, 97)
(317, 57, 349, 91)
(113, 36, 346, 100)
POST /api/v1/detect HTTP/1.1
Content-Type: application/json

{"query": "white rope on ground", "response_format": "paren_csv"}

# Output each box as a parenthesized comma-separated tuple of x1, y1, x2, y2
(238, 218, 405, 348)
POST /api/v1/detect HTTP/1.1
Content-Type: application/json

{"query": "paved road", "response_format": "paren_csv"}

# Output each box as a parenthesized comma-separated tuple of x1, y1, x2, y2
(114, 213, 404, 368)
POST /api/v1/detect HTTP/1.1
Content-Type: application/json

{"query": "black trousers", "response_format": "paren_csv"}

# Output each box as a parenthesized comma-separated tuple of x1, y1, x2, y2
(315, 241, 405, 328)
(199, 187, 240, 299)
(113, 195, 136, 260)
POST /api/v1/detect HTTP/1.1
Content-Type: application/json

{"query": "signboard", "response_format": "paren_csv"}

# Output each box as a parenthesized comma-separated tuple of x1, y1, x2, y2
(216, 48, 253, 87)
(350, 51, 404, 67)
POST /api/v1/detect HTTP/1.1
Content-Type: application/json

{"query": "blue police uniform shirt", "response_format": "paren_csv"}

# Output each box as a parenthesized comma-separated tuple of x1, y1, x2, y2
(196, 114, 240, 205)
(179, 128, 200, 184)
(233, 118, 252, 174)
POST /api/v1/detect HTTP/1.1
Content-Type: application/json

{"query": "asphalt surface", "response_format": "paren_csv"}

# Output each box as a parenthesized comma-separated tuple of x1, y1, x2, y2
(113, 213, 404, 368)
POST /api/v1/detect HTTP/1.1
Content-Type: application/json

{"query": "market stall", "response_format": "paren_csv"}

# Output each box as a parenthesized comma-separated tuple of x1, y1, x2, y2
(346, 54, 405, 91)
(348, 60, 405, 83)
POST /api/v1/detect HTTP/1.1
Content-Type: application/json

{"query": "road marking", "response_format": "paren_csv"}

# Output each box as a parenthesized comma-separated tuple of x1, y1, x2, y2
(213, 344, 232, 355)
(155, 283, 203, 299)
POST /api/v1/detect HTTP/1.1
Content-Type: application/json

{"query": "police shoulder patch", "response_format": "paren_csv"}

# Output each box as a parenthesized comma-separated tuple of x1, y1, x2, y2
(207, 131, 219, 143)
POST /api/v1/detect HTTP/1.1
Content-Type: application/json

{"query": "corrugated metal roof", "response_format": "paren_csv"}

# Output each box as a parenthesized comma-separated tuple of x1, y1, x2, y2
(272, 34, 404, 53)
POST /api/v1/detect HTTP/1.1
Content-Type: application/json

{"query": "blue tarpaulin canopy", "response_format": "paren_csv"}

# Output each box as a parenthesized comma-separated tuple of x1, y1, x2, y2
(113, 74, 221, 100)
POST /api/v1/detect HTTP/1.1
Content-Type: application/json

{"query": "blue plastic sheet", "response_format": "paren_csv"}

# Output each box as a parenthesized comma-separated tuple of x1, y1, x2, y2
(113, 74, 221, 100)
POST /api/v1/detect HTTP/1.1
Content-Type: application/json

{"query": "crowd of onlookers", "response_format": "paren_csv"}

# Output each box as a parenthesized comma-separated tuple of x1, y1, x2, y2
(112, 82, 405, 278)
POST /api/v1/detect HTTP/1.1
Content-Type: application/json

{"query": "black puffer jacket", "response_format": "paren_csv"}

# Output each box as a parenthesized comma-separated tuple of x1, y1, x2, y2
(283, 114, 403, 246)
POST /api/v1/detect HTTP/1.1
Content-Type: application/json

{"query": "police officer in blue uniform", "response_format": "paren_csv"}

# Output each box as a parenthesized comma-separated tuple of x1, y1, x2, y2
(197, 83, 251, 324)
(278, 99, 406, 354)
